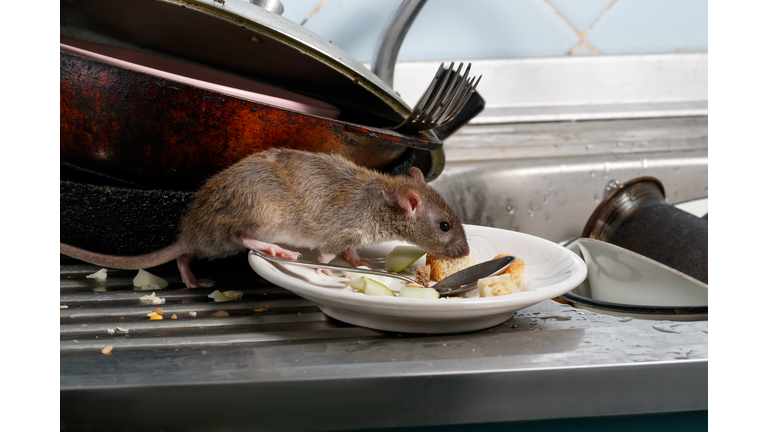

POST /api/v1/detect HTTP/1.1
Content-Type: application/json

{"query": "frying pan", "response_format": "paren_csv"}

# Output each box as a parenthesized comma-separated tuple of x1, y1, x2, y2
(60, 0, 425, 129)
(61, 41, 442, 190)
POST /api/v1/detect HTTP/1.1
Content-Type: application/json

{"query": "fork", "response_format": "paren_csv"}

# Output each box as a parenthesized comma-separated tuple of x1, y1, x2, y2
(251, 250, 514, 297)
(388, 62, 481, 133)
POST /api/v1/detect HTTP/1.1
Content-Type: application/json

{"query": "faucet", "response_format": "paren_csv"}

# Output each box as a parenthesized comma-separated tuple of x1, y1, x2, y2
(371, 0, 428, 89)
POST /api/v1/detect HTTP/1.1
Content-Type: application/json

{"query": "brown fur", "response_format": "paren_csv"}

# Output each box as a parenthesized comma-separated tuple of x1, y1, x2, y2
(61, 149, 469, 285)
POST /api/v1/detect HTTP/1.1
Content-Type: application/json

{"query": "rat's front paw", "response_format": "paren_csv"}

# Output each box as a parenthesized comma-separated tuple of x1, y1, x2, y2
(344, 247, 371, 267)
(315, 268, 334, 277)
(276, 249, 301, 260)
(346, 257, 372, 267)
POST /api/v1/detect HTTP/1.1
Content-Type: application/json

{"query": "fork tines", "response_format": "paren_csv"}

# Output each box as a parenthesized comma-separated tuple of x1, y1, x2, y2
(395, 62, 482, 133)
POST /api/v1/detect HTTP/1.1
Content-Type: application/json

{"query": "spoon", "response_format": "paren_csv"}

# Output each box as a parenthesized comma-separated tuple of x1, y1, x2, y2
(250, 251, 515, 297)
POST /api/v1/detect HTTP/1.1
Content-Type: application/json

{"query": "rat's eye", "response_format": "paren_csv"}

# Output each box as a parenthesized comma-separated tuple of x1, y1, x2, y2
(439, 221, 451, 232)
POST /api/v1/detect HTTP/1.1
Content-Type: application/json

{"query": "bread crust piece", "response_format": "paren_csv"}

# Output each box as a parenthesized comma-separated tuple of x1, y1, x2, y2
(415, 265, 431, 286)
(492, 253, 526, 290)
(425, 253, 477, 282)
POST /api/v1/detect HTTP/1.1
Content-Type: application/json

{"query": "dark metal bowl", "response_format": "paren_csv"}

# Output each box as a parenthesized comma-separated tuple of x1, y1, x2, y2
(581, 177, 708, 285)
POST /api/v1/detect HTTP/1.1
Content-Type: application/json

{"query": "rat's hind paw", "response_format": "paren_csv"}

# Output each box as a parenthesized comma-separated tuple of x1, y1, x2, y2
(236, 238, 300, 260)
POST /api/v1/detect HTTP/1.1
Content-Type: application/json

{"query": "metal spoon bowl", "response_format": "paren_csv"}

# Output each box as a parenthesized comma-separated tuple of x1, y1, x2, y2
(250, 251, 514, 297)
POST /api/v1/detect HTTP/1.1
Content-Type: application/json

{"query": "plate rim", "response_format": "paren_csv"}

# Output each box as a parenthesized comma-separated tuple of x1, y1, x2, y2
(248, 224, 588, 314)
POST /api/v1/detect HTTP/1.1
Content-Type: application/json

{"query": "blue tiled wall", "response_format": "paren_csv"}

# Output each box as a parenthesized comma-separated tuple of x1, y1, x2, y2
(279, 0, 707, 62)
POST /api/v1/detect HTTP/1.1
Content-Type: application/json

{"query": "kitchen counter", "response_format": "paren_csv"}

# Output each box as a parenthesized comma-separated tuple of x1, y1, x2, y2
(60, 254, 707, 431)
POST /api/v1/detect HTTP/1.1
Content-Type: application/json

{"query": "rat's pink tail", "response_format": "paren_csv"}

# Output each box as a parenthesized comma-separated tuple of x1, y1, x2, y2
(60, 242, 184, 269)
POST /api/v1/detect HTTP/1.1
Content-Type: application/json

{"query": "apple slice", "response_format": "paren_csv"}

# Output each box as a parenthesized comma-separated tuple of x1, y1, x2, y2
(385, 246, 426, 272)
(133, 269, 169, 289)
(342, 267, 392, 290)
(398, 286, 440, 299)
(223, 290, 243, 300)
(361, 277, 396, 296)
(208, 290, 230, 302)
(86, 268, 108, 281)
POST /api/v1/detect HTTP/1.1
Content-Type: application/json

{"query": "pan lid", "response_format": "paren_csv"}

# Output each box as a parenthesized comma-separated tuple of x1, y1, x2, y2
(60, 0, 429, 132)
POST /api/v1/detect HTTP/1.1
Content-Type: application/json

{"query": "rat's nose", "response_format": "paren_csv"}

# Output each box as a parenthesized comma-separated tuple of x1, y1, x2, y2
(445, 241, 470, 258)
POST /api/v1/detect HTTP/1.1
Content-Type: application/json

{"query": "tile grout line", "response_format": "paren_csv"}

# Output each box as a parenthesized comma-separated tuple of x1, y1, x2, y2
(542, 0, 621, 56)
(575, 0, 621, 55)
(301, 0, 329, 26)
(583, 0, 620, 36)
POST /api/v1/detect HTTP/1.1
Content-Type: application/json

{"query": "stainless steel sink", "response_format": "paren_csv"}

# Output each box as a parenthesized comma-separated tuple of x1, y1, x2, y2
(59, 115, 708, 431)
(430, 116, 708, 242)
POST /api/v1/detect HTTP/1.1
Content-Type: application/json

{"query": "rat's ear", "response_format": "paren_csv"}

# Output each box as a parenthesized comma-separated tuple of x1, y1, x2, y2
(396, 184, 422, 217)
(409, 167, 425, 183)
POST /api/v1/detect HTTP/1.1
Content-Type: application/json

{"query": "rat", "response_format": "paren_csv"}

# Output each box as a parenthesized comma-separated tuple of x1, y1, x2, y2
(60, 148, 470, 288)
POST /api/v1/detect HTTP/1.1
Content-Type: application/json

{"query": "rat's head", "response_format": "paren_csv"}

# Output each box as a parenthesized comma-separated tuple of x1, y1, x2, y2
(385, 167, 469, 258)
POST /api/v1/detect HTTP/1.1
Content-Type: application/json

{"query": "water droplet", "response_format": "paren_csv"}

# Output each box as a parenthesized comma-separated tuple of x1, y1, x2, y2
(590, 171, 596, 177)
(630, 356, 659, 362)
(539, 315, 572, 321)
(585, 144, 594, 150)
(603, 179, 620, 198)
(507, 205, 515, 215)
(603, 174, 608, 179)
(528, 209, 534, 218)
(652, 324, 681, 334)
(670, 348, 694, 359)
(624, 348, 652, 356)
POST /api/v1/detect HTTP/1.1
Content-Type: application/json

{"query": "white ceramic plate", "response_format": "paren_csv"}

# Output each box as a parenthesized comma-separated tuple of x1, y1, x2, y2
(577, 238, 708, 307)
(672, 197, 708, 218)
(248, 225, 587, 333)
